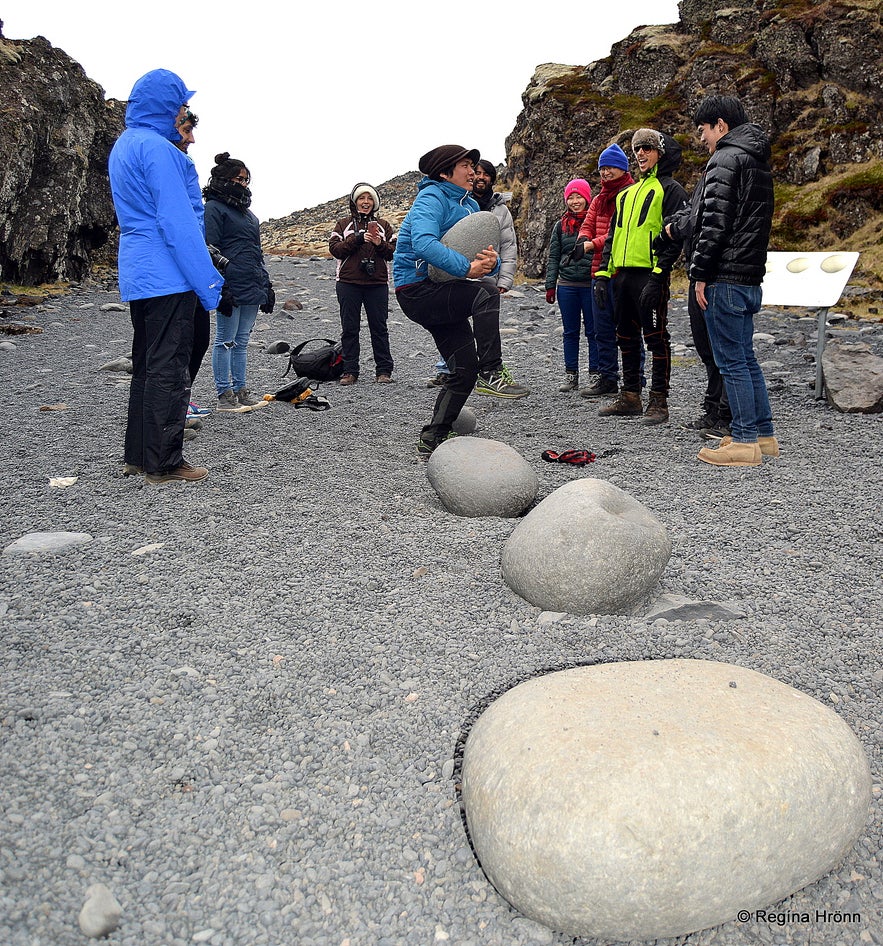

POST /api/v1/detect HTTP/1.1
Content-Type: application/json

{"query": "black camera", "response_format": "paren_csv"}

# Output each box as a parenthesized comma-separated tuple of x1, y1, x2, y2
(359, 258, 376, 276)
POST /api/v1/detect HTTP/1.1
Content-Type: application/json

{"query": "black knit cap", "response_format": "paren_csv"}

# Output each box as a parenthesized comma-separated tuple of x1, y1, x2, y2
(418, 144, 480, 180)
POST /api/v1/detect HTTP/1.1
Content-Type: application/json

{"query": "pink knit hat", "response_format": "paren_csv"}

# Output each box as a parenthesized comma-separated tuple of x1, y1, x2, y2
(564, 178, 592, 204)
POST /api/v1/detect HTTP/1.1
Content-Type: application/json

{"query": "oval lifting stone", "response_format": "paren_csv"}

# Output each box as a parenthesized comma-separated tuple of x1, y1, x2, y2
(428, 211, 501, 283)
(461, 659, 872, 942)
(501, 478, 670, 614)
(427, 437, 537, 518)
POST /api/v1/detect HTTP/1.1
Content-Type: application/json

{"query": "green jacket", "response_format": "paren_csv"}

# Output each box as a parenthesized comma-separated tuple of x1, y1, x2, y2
(597, 133, 687, 278)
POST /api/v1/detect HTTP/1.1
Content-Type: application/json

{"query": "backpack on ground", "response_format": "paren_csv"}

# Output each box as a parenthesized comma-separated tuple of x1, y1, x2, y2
(283, 338, 344, 382)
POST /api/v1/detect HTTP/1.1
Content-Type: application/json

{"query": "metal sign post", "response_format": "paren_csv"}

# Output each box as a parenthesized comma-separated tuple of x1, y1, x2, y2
(760, 252, 860, 400)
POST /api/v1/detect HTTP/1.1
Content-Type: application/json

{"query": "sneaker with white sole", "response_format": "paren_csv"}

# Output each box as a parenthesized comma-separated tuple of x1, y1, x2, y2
(187, 401, 212, 419)
(216, 390, 241, 411)
(235, 387, 262, 407)
(475, 366, 530, 399)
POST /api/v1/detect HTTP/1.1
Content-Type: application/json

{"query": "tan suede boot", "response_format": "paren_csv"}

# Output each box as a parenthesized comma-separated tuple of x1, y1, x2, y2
(598, 390, 643, 416)
(719, 435, 780, 457)
(697, 440, 762, 467)
(642, 392, 669, 425)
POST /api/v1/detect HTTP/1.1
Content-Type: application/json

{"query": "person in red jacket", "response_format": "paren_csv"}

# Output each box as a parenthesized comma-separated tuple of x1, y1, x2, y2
(570, 144, 635, 398)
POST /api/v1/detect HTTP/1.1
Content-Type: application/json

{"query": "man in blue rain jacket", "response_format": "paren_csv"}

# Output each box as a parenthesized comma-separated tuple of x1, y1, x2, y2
(109, 68, 222, 484)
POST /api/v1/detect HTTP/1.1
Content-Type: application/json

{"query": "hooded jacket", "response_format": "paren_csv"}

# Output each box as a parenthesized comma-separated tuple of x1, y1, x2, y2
(108, 70, 222, 310)
(597, 133, 687, 277)
(329, 186, 396, 286)
(474, 191, 517, 291)
(393, 178, 499, 289)
(689, 123, 774, 286)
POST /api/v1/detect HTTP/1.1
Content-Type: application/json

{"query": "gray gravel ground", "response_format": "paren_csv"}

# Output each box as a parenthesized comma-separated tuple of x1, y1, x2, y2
(1, 255, 881, 946)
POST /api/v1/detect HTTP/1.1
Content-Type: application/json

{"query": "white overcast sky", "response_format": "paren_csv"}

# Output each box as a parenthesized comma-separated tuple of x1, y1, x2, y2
(4, 0, 681, 222)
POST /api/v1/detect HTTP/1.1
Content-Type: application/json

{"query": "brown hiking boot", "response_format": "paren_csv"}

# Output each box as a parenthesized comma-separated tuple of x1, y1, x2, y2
(598, 390, 643, 417)
(642, 392, 669, 426)
(697, 440, 762, 467)
(145, 461, 209, 484)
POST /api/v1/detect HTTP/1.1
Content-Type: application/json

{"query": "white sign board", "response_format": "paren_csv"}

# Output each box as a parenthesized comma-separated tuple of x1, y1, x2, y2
(761, 251, 860, 308)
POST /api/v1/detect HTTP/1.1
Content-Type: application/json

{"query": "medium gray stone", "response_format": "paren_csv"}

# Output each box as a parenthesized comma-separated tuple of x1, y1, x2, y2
(78, 883, 122, 938)
(501, 479, 670, 614)
(461, 659, 872, 941)
(644, 593, 746, 622)
(451, 406, 478, 435)
(823, 340, 883, 413)
(4, 531, 93, 555)
(98, 357, 133, 373)
(428, 212, 501, 283)
(426, 437, 537, 518)
(265, 340, 291, 354)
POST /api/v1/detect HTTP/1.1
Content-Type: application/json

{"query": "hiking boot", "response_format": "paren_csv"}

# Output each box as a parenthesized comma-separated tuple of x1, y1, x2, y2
(122, 463, 143, 477)
(475, 366, 530, 399)
(598, 390, 643, 416)
(558, 371, 579, 392)
(235, 387, 261, 407)
(700, 425, 731, 441)
(642, 392, 669, 426)
(415, 431, 458, 459)
(426, 373, 450, 388)
(375, 374, 394, 384)
(184, 416, 203, 430)
(580, 375, 618, 398)
(697, 440, 761, 467)
(217, 390, 240, 411)
(145, 461, 209, 484)
(339, 374, 358, 386)
(183, 428, 198, 441)
(683, 412, 716, 431)
(720, 435, 780, 457)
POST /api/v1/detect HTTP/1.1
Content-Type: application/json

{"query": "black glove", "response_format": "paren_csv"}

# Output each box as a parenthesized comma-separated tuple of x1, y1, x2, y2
(639, 272, 665, 314)
(652, 231, 673, 255)
(217, 284, 235, 317)
(593, 275, 610, 311)
(566, 241, 586, 264)
(260, 287, 275, 314)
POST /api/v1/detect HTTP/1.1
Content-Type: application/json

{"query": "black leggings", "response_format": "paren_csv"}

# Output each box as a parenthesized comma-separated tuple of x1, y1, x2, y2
(397, 279, 498, 442)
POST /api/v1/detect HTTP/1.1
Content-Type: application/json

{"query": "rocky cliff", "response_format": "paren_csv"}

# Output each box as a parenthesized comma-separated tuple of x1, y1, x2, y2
(0, 21, 124, 284)
(504, 0, 883, 283)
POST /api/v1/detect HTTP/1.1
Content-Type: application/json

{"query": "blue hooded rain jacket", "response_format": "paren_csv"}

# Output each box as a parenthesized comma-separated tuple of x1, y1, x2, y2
(109, 69, 222, 311)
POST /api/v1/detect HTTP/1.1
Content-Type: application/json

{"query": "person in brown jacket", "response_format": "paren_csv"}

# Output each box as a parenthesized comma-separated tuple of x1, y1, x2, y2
(329, 183, 396, 385)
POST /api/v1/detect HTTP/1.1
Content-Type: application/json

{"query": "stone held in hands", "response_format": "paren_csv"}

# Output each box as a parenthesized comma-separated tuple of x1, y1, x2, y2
(427, 437, 537, 518)
(461, 659, 873, 942)
(501, 478, 670, 614)
(428, 211, 501, 283)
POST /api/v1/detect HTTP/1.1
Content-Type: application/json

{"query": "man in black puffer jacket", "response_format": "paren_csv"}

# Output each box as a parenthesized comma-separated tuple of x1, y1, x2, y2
(690, 95, 779, 468)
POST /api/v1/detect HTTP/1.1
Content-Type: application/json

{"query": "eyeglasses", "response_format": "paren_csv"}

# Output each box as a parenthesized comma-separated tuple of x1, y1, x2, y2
(633, 144, 657, 154)
(232, 175, 249, 184)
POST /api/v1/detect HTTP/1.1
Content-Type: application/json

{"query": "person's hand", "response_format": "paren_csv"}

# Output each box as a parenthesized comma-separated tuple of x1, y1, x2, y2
(593, 275, 610, 311)
(639, 272, 665, 313)
(498, 286, 508, 294)
(364, 230, 382, 246)
(260, 287, 276, 314)
(217, 284, 235, 317)
(467, 245, 498, 279)
(695, 280, 708, 311)
(545, 288, 556, 304)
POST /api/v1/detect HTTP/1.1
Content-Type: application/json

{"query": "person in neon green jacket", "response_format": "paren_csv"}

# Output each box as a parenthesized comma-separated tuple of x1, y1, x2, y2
(594, 128, 687, 425)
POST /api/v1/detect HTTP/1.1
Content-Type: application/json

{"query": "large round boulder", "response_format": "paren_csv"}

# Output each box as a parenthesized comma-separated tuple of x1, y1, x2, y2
(428, 212, 501, 283)
(501, 478, 670, 614)
(461, 659, 872, 941)
(427, 437, 537, 518)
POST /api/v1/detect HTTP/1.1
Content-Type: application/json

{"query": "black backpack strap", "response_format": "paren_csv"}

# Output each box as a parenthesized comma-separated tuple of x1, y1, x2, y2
(283, 338, 337, 377)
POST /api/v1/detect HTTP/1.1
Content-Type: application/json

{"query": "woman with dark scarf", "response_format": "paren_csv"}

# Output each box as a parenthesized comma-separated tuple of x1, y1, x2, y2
(203, 152, 274, 411)
(328, 183, 396, 386)
(544, 179, 595, 392)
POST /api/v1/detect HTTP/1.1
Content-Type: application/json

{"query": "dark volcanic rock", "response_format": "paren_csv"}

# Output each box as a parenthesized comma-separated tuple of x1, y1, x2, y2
(0, 21, 124, 284)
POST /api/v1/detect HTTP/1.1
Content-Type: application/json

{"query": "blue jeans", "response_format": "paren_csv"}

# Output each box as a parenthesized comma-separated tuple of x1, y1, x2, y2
(703, 283, 774, 443)
(591, 277, 618, 381)
(213, 304, 259, 395)
(557, 285, 597, 373)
